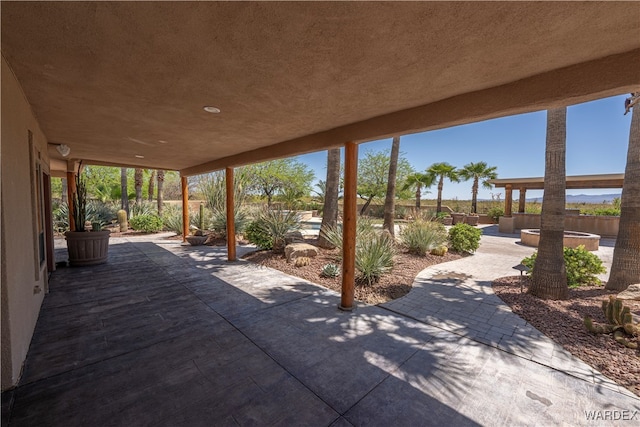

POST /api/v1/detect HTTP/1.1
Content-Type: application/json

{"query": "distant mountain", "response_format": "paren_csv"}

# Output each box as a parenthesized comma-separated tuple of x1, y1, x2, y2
(526, 193, 621, 204)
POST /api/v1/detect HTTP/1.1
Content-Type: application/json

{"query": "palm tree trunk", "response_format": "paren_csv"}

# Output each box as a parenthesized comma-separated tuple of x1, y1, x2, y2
(436, 177, 444, 213)
(471, 178, 479, 214)
(134, 168, 143, 205)
(148, 170, 156, 201)
(383, 136, 400, 237)
(120, 167, 129, 217)
(528, 108, 568, 300)
(318, 149, 341, 249)
(415, 185, 421, 210)
(607, 102, 640, 290)
(157, 170, 165, 216)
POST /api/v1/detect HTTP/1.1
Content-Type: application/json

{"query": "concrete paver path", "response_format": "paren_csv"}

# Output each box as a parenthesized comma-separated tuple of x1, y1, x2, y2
(3, 230, 638, 426)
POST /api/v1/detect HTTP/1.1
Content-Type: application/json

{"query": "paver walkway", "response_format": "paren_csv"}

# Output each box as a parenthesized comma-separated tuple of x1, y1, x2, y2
(2, 230, 638, 426)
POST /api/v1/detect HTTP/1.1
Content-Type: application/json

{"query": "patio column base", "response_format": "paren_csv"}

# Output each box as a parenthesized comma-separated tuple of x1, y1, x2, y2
(338, 303, 356, 312)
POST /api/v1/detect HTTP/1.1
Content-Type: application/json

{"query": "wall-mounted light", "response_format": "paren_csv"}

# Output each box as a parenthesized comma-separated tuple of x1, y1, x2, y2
(56, 144, 71, 157)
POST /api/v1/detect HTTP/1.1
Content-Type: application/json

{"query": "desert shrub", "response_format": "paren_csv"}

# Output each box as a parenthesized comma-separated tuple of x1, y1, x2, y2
(52, 202, 69, 232)
(162, 205, 183, 235)
(579, 207, 620, 216)
(245, 221, 273, 250)
(486, 206, 504, 223)
(319, 218, 376, 256)
(356, 231, 395, 286)
(521, 245, 606, 287)
(210, 208, 250, 236)
(321, 263, 340, 278)
(129, 214, 163, 233)
(448, 223, 482, 253)
(130, 201, 156, 217)
(400, 220, 447, 256)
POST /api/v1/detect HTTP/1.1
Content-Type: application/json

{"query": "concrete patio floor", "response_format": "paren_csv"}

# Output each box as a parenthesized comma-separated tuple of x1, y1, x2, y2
(2, 229, 639, 426)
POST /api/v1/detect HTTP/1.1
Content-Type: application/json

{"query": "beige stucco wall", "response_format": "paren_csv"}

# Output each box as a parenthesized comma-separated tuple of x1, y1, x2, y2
(1, 55, 50, 390)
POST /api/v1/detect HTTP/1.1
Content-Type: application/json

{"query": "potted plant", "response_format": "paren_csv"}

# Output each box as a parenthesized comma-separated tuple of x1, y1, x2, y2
(64, 173, 110, 266)
(435, 211, 453, 226)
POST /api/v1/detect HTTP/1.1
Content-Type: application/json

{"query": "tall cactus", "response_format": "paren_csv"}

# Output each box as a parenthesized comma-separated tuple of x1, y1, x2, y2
(117, 209, 128, 232)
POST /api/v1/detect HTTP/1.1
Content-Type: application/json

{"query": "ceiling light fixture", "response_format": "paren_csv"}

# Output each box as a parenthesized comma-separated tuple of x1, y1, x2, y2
(203, 106, 221, 114)
(135, 155, 144, 159)
(158, 140, 168, 144)
(56, 144, 71, 157)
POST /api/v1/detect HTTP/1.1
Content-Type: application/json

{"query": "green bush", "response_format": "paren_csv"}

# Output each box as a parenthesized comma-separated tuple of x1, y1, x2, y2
(245, 220, 273, 250)
(356, 232, 395, 286)
(521, 245, 606, 287)
(129, 214, 163, 233)
(486, 206, 504, 223)
(400, 220, 447, 256)
(448, 223, 482, 253)
(579, 207, 620, 216)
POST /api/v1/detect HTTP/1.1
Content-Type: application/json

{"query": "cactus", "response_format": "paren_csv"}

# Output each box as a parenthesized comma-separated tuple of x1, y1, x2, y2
(294, 257, 311, 267)
(584, 296, 639, 349)
(321, 263, 340, 278)
(117, 210, 128, 232)
(430, 246, 448, 257)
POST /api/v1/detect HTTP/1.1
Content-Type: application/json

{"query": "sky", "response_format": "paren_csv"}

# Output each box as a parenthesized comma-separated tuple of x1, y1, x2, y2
(294, 94, 633, 201)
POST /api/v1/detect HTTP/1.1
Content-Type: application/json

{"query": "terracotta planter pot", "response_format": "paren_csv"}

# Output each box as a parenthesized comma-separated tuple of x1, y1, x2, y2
(440, 217, 453, 226)
(451, 213, 465, 225)
(465, 215, 479, 226)
(65, 230, 110, 266)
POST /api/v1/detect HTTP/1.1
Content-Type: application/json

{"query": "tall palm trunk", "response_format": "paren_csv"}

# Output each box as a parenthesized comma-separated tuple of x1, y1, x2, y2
(436, 176, 444, 213)
(471, 178, 479, 214)
(134, 168, 143, 205)
(528, 108, 568, 300)
(148, 170, 156, 201)
(383, 136, 400, 237)
(120, 167, 129, 217)
(415, 185, 421, 210)
(157, 170, 165, 216)
(61, 177, 67, 203)
(607, 100, 640, 290)
(318, 149, 341, 248)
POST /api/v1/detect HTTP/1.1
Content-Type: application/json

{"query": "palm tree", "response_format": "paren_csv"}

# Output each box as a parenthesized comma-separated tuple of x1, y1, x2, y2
(318, 149, 341, 249)
(148, 170, 156, 201)
(120, 167, 129, 217)
(134, 168, 143, 205)
(402, 172, 434, 210)
(607, 94, 640, 291)
(459, 162, 498, 214)
(157, 170, 165, 216)
(528, 108, 568, 300)
(383, 136, 400, 237)
(427, 162, 459, 213)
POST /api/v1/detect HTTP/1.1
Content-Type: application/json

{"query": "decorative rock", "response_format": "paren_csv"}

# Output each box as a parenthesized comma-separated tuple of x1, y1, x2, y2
(285, 231, 305, 245)
(285, 243, 319, 262)
(616, 284, 640, 301)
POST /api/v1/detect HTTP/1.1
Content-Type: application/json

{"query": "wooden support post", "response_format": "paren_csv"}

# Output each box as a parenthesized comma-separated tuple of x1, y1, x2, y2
(505, 184, 513, 217)
(518, 188, 527, 213)
(340, 142, 358, 311)
(181, 175, 189, 242)
(67, 171, 76, 231)
(226, 167, 236, 262)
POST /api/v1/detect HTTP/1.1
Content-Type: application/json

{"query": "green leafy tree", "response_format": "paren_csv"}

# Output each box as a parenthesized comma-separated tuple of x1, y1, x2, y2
(402, 172, 434, 210)
(245, 158, 315, 207)
(459, 162, 498, 214)
(357, 149, 413, 216)
(427, 162, 460, 213)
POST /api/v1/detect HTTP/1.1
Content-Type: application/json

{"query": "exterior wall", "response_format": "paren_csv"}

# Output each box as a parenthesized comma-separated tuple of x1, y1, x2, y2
(513, 213, 619, 238)
(1, 56, 50, 390)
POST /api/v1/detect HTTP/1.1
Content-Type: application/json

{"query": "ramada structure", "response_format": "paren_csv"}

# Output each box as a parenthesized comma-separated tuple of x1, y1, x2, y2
(2, 2, 639, 391)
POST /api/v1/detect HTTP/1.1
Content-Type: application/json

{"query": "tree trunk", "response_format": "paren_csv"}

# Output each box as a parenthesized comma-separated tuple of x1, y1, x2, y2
(607, 102, 640, 290)
(471, 177, 479, 214)
(360, 196, 374, 216)
(528, 108, 568, 300)
(436, 176, 444, 213)
(383, 136, 400, 237)
(148, 170, 156, 201)
(415, 185, 421, 210)
(318, 149, 341, 249)
(134, 168, 143, 205)
(120, 167, 129, 217)
(157, 170, 165, 216)
(61, 177, 67, 203)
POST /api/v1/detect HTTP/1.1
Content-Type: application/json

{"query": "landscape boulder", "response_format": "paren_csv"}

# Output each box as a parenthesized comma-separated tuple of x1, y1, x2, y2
(285, 231, 305, 245)
(285, 243, 319, 263)
(616, 284, 640, 301)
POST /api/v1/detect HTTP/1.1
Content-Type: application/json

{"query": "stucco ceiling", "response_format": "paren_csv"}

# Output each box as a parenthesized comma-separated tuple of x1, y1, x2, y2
(2, 2, 639, 175)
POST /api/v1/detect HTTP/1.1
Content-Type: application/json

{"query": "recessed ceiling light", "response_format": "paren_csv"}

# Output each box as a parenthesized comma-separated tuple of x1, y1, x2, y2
(158, 140, 168, 144)
(135, 155, 144, 159)
(203, 106, 221, 113)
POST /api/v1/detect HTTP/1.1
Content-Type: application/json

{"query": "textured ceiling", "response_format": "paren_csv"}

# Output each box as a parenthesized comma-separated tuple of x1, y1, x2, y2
(2, 1, 639, 175)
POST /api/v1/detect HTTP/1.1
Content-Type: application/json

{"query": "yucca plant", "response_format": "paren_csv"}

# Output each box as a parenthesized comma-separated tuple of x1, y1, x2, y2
(254, 208, 301, 253)
(355, 232, 395, 286)
(161, 204, 184, 235)
(210, 208, 250, 237)
(400, 220, 448, 256)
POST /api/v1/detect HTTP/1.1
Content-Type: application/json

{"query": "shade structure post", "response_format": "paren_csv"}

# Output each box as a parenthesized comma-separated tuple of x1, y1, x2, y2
(66, 171, 76, 231)
(181, 175, 189, 242)
(518, 188, 527, 213)
(505, 184, 513, 217)
(340, 142, 358, 311)
(226, 167, 236, 261)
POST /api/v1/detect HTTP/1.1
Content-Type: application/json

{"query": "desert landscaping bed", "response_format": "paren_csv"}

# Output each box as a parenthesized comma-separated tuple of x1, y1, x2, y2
(493, 277, 640, 397)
